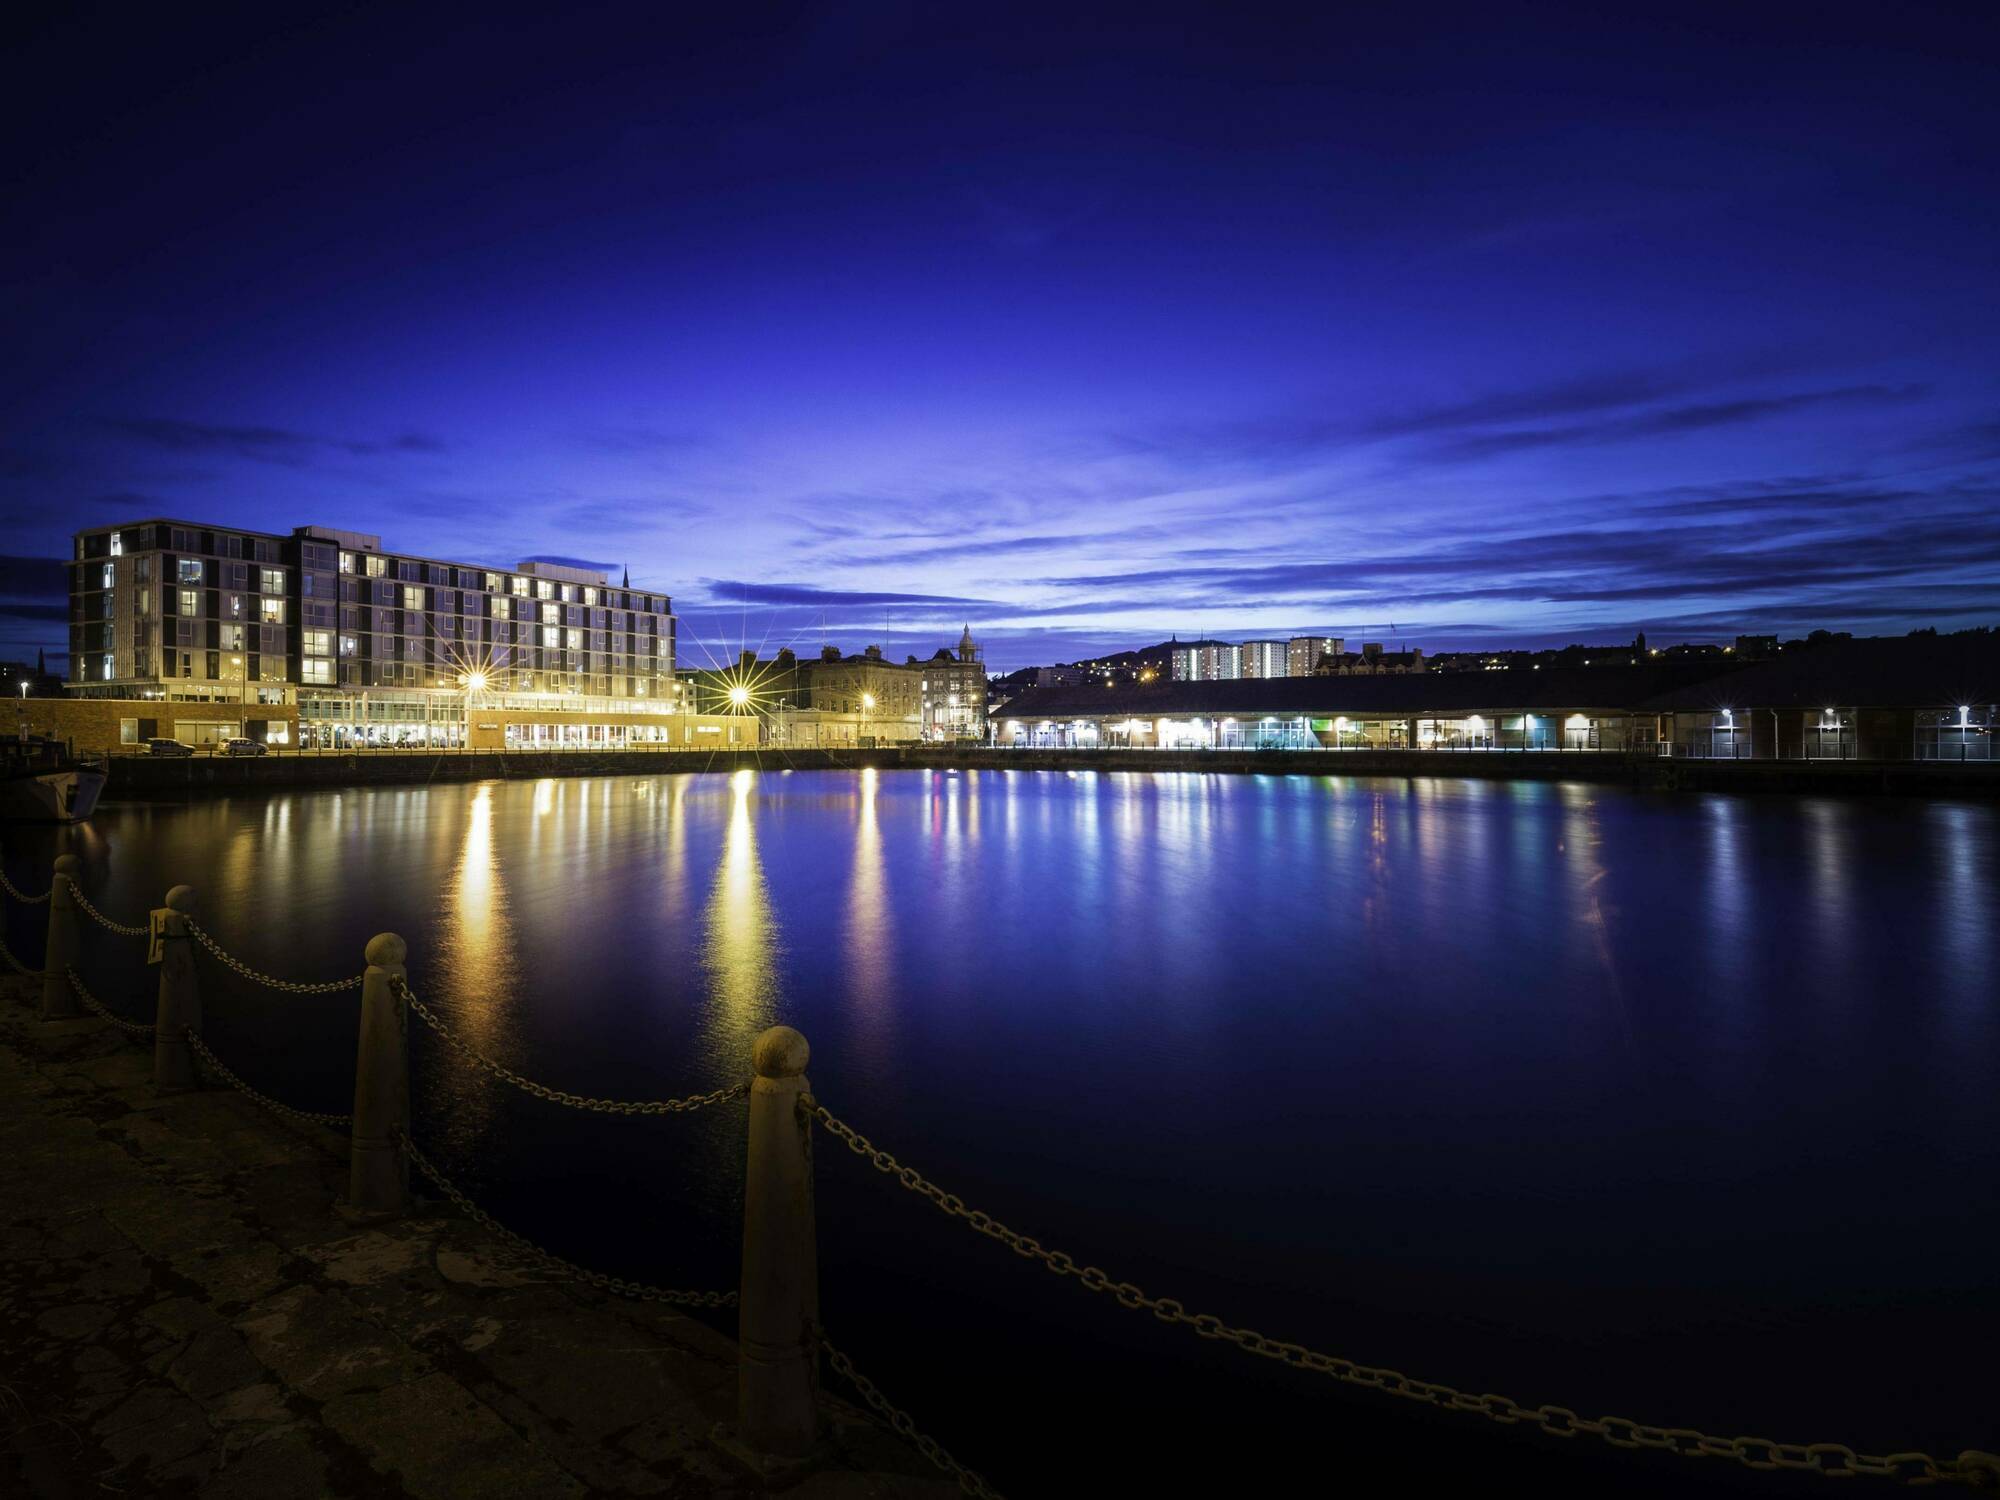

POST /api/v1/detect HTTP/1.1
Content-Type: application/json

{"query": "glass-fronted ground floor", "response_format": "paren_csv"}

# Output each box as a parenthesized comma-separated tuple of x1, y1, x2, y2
(998, 712, 1628, 751)
(293, 691, 706, 750)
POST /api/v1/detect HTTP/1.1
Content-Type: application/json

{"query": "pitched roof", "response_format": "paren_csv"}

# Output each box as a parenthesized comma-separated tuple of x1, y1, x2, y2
(1638, 634, 2000, 711)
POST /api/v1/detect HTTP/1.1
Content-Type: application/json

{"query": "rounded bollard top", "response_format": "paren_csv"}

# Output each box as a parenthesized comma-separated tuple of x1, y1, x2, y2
(752, 1025, 810, 1078)
(164, 884, 197, 913)
(52, 853, 81, 874)
(365, 932, 408, 968)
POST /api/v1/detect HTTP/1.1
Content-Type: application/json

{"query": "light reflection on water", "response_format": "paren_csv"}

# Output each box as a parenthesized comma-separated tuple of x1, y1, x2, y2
(5, 769, 1996, 1496)
(700, 767, 779, 1061)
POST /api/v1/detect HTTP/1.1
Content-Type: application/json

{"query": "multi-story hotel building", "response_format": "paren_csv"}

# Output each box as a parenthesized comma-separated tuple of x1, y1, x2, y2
(67, 518, 692, 749)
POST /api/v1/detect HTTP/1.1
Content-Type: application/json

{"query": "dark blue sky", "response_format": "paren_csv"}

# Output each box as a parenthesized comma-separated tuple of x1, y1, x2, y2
(5, 2, 1998, 671)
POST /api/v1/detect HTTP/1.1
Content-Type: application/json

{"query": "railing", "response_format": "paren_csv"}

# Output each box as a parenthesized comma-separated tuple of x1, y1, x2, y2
(3, 854, 1995, 1494)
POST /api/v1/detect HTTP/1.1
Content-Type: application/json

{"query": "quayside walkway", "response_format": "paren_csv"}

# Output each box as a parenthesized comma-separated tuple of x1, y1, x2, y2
(2, 853, 1996, 1496)
(0, 983, 954, 1498)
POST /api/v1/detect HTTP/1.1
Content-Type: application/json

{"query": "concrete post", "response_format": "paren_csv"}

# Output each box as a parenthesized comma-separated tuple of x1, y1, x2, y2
(39, 855, 81, 1020)
(348, 933, 409, 1215)
(737, 1025, 819, 1458)
(153, 886, 200, 1091)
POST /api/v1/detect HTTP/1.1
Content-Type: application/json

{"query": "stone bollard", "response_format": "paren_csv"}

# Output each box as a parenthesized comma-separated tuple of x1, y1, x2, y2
(737, 1025, 820, 1458)
(348, 933, 409, 1214)
(40, 855, 82, 1020)
(153, 886, 201, 1091)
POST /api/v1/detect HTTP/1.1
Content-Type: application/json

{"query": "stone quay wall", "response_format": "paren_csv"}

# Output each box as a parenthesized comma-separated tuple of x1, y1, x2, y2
(96, 744, 2000, 799)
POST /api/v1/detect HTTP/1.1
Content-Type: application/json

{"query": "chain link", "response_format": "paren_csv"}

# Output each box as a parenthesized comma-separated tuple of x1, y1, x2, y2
(64, 966, 153, 1037)
(397, 1129, 736, 1308)
(183, 1029, 351, 1128)
(391, 976, 749, 1115)
(809, 1100, 1998, 1489)
(819, 1328, 1006, 1499)
(0, 867, 51, 904)
(67, 882, 148, 937)
(0, 932, 39, 977)
(185, 918, 363, 994)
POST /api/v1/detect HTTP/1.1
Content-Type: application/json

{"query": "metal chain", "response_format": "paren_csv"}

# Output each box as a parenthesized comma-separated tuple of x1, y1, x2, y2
(186, 918, 363, 994)
(0, 867, 50, 904)
(184, 1029, 351, 1128)
(67, 882, 148, 937)
(820, 1328, 1005, 1499)
(0, 932, 39, 977)
(64, 966, 153, 1037)
(397, 1129, 736, 1309)
(391, 976, 749, 1115)
(808, 1100, 1999, 1489)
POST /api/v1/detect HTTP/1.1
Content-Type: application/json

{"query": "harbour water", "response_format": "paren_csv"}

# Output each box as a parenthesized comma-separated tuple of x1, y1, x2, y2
(7, 769, 1995, 1494)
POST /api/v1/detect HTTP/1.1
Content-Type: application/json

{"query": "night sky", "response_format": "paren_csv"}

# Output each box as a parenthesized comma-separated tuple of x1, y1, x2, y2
(5, 3, 1998, 672)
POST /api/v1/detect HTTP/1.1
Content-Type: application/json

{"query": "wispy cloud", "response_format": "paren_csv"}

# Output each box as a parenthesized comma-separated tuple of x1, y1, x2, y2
(101, 417, 449, 465)
(691, 579, 999, 610)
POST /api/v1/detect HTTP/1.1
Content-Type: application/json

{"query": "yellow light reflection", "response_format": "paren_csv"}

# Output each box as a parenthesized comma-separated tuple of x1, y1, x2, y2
(702, 769, 778, 1052)
(436, 783, 517, 1139)
(846, 767, 893, 1027)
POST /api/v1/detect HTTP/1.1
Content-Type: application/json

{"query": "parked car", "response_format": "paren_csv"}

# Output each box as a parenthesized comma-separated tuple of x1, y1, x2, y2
(143, 738, 194, 757)
(218, 738, 267, 757)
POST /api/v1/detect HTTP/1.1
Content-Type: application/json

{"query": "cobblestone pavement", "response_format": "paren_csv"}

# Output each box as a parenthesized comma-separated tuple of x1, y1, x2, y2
(0, 978, 959, 1498)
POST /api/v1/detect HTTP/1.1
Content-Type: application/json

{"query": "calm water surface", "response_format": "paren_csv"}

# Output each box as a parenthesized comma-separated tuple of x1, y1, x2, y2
(8, 770, 1996, 1494)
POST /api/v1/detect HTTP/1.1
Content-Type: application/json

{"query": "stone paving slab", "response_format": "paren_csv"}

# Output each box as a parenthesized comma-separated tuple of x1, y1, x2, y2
(0, 977, 960, 1497)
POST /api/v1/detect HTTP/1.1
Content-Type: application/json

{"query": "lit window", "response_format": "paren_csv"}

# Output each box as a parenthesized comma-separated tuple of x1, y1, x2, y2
(510, 576, 529, 596)
(303, 629, 332, 655)
(536, 580, 554, 600)
(541, 603, 559, 625)
(108, 534, 124, 557)
(101, 654, 115, 679)
(261, 568, 285, 594)
(339, 551, 356, 573)
(100, 563, 114, 589)
(178, 588, 199, 615)
(219, 624, 243, 650)
(260, 597, 285, 624)
(365, 554, 387, 578)
(403, 586, 424, 610)
(179, 559, 202, 583)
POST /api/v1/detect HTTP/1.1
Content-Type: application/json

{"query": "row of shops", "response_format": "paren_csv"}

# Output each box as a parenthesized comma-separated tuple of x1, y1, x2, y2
(994, 640, 2000, 763)
(1007, 712, 1623, 752)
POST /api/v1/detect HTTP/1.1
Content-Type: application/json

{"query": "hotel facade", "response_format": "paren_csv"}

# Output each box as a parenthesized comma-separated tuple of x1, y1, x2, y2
(63, 518, 724, 750)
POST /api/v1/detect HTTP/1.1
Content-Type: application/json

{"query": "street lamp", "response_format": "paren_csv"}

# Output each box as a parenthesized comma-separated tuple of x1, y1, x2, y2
(457, 670, 488, 750)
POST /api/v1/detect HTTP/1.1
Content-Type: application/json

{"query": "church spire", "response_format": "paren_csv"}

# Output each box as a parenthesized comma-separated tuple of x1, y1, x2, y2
(622, 564, 630, 589)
